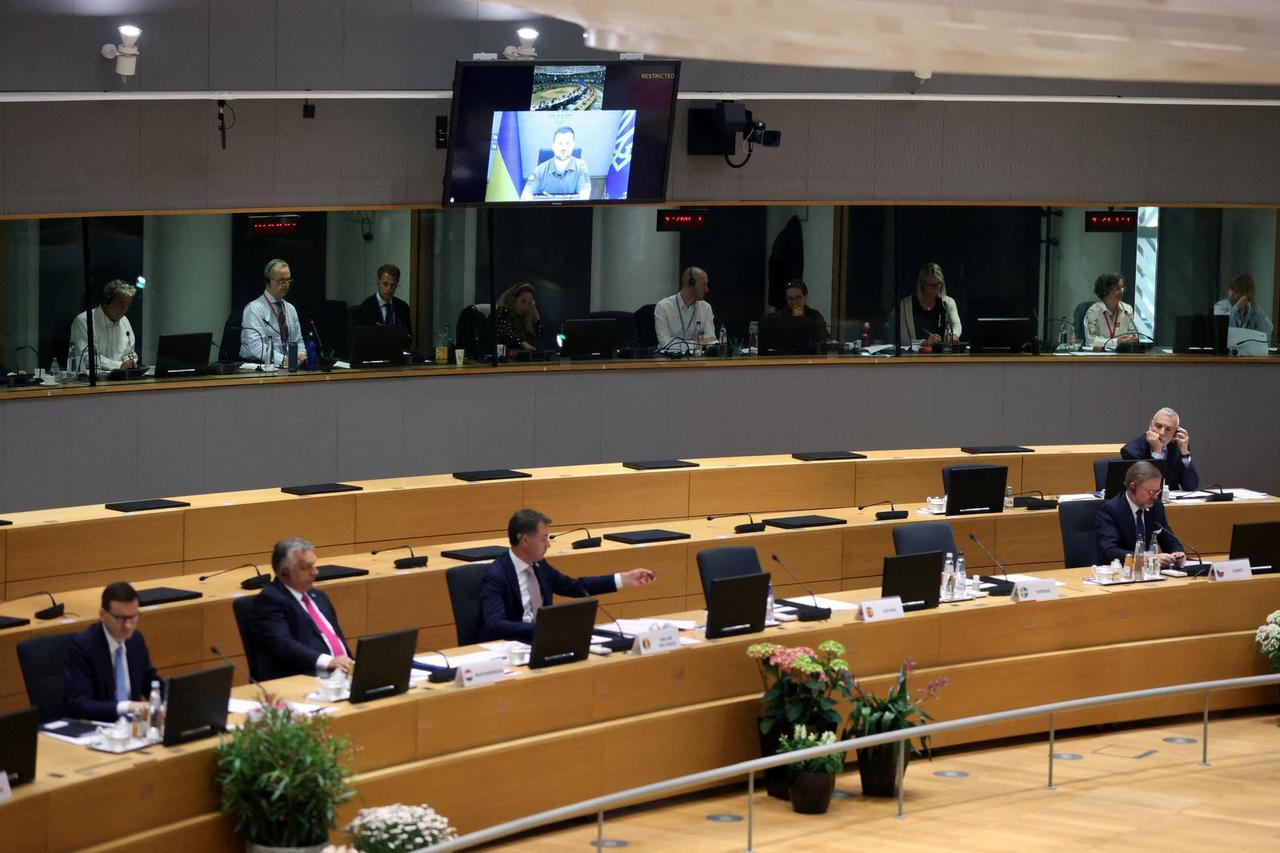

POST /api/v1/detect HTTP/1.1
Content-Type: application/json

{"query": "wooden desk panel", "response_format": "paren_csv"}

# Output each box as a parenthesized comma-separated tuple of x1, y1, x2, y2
(681, 530, 844, 600)
(6, 514, 184, 581)
(994, 509, 1065, 566)
(364, 571, 453, 636)
(330, 699, 419, 773)
(841, 516, 998, 581)
(353, 483, 522, 543)
(525, 471, 690, 524)
(854, 455, 1025, 505)
(1021, 449, 1113, 496)
(6, 561, 185, 600)
(688, 462, 855, 516)
(183, 495, 357, 560)
(1165, 500, 1280, 553)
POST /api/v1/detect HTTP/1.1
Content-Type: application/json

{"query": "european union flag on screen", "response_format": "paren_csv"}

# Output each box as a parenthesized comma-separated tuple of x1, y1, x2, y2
(485, 111, 523, 202)
(605, 110, 636, 200)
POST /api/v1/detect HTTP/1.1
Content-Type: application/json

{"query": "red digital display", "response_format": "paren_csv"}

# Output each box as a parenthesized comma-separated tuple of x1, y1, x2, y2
(656, 209, 708, 231)
(1084, 210, 1137, 233)
(248, 215, 302, 238)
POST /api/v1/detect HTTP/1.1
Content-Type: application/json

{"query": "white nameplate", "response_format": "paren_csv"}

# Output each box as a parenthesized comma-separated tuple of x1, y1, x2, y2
(857, 596, 904, 622)
(1210, 559, 1252, 583)
(0, 769, 11, 803)
(1011, 578, 1058, 602)
(632, 626, 680, 655)
(455, 658, 506, 687)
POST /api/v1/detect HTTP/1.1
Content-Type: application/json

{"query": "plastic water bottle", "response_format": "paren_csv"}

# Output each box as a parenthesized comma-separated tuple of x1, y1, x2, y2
(148, 680, 163, 740)
(694, 321, 704, 356)
(862, 321, 872, 347)
(954, 552, 967, 597)
(67, 345, 79, 377)
(748, 321, 759, 355)
(718, 325, 729, 357)
(50, 358, 62, 383)
(1004, 485, 1015, 508)
(305, 337, 318, 369)
(941, 552, 956, 601)
(765, 581, 775, 622)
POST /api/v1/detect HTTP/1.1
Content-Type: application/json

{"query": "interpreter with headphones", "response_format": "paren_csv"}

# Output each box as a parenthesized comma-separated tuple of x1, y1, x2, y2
(240, 258, 307, 367)
(653, 266, 717, 352)
(69, 279, 139, 371)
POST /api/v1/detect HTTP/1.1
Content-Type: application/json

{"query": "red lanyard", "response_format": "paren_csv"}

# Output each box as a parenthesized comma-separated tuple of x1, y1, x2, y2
(1103, 308, 1120, 338)
(261, 294, 286, 335)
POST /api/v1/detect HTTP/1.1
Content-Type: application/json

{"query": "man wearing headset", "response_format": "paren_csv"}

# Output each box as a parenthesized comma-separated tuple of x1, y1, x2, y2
(1120, 406, 1199, 491)
(240, 258, 307, 367)
(1096, 461, 1186, 567)
(653, 266, 717, 352)
(69, 279, 139, 371)
(248, 537, 353, 681)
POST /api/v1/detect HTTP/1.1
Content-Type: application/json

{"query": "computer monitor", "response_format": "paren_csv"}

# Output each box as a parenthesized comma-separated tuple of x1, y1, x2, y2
(945, 465, 1008, 515)
(1229, 521, 1280, 571)
(348, 628, 418, 704)
(1173, 314, 1228, 355)
(1103, 458, 1167, 500)
(529, 599, 598, 669)
(561, 318, 618, 359)
(162, 663, 233, 746)
(0, 706, 39, 788)
(970, 317, 1031, 354)
(155, 332, 213, 376)
(881, 551, 944, 612)
(758, 314, 821, 355)
(705, 571, 771, 640)
(350, 324, 410, 367)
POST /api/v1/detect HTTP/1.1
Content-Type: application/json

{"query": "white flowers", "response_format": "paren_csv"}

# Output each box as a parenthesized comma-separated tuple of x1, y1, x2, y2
(346, 803, 457, 851)
(1256, 610, 1280, 667)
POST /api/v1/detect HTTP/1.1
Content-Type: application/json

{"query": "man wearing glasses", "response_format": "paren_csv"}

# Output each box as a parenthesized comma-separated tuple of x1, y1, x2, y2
(1120, 407, 1199, 491)
(64, 582, 160, 722)
(241, 258, 307, 367)
(1096, 461, 1187, 567)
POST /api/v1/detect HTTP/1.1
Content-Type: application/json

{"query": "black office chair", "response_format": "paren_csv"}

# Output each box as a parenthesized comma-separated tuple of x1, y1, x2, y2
(634, 303, 658, 348)
(588, 310, 639, 348)
(313, 298, 349, 359)
(446, 563, 491, 646)
(892, 522, 957, 557)
(1073, 299, 1094, 345)
(1093, 457, 1124, 491)
(695, 546, 763, 606)
(218, 307, 248, 363)
(456, 304, 493, 357)
(17, 632, 76, 721)
(941, 464, 1002, 493)
(1059, 498, 1104, 568)
(231, 595, 261, 683)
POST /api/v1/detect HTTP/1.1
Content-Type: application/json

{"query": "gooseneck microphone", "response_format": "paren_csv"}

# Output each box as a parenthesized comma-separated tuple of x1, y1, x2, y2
(412, 649, 458, 683)
(550, 527, 602, 549)
(857, 500, 908, 521)
(706, 513, 766, 534)
(210, 645, 268, 702)
(1201, 484, 1234, 503)
(1009, 489, 1058, 510)
(371, 545, 428, 569)
(592, 599, 635, 651)
(1180, 543, 1211, 577)
(769, 554, 832, 622)
(967, 532, 1013, 596)
(32, 591, 65, 620)
(199, 562, 269, 590)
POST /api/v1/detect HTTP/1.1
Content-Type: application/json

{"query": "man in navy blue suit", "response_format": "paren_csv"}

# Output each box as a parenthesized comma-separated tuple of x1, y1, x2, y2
(1120, 407, 1199, 491)
(479, 509, 656, 642)
(1096, 461, 1187, 567)
(249, 537, 354, 681)
(64, 582, 160, 722)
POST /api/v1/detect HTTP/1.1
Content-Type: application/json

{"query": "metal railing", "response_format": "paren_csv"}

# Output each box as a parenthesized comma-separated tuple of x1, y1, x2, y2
(430, 672, 1280, 851)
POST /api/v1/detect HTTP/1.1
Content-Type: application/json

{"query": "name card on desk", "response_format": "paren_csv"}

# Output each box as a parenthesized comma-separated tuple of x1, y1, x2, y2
(632, 626, 680, 656)
(1011, 578, 1058, 602)
(456, 659, 506, 688)
(0, 770, 11, 803)
(857, 596, 904, 622)
(1211, 559, 1252, 583)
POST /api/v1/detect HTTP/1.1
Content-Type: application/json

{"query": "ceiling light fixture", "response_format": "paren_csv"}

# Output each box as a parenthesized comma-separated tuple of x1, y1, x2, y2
(101, 25, 142, 79)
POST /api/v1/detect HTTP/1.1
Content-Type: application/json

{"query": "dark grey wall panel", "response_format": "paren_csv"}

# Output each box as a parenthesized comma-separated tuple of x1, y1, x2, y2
(597, 370, 672, 462)
(68, 393, 140, 505)
(531, 372, 602, 467)
(343, 0, 414, 90)
(942, 102, 1015, 202)
(137, 389, 207, 498)
(1002, 364, 1074, 446)
(277, 0, 345, 91)
(203, 384, 273, 491)
(140, 100, 210, 211)
(271, 381, 339, 484)
(205, 100, 277, 210)
(209, 0, 278, 90)
(335, 378, 405, 480)
(134, 2, 211, 92)
(1, 398, 73, 511)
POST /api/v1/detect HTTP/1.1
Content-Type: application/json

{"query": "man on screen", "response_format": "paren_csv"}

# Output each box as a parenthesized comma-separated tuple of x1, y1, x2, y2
(521, 125, 592, 200)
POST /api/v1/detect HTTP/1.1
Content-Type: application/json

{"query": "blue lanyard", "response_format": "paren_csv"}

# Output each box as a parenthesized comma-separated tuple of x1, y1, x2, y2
(678, 298, 697, 339)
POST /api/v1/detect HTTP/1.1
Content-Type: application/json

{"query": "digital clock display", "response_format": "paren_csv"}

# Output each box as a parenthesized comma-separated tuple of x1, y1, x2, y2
(656, 209, 708, 231)
(1084, 211, 1137, 232)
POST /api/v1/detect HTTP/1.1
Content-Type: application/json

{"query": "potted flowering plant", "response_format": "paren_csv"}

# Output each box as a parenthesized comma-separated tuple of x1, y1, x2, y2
(345, 803, 457, 852)
(1256, 610, 1280, 671)
(777, 724, 845, 814)
(747, 640, 851, 798)
(844, 658, 947, 797)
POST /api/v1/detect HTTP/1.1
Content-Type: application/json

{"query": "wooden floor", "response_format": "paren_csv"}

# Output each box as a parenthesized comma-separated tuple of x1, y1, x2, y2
(493, 710, 1280, 851)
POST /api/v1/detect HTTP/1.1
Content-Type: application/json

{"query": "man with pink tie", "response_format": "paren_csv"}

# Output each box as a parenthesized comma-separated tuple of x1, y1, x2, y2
(249, 538, 354, 681)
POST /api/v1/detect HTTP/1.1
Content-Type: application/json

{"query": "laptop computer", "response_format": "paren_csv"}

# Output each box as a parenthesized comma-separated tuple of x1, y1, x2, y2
(529, 599, 598, 669)
(1102, 458, 1167, 499)
(348, 628, 419, 703)
(1229, 521, 1280, 574)
(162, 664, 234, 746)
(970, 317, 1030, 354)
(881, 552, 944, 612)
(155, 332, 214, 376)
(945, 465, 1008, 516)
(758, 314, 821, 355)
(0, 706, 40, 787)
(705, 571, 771, 640)
(560, 318, 618, 360)
(350, 324, 410, 367)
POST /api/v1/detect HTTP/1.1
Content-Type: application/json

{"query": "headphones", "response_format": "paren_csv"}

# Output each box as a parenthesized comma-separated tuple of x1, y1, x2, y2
(687, 270, 695, 290)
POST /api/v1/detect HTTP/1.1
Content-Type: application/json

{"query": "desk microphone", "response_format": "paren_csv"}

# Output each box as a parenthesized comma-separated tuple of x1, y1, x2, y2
(371, 545, 428, 568)
(1009, 489, 1058, 510)
(706, 513, 765, 534)
(28, 591, 65, 620)
(1201, 484, 1234, 503)
(857, 500, 908, 521)
(199, 562, 269, 590)
(769, 554, 831, 621)
(210, 644, 269, 702)
(412, 649, 458, 683)
(550, 527, 602, 549)
(1181, 543, 1212, 577)
(592, 599, 635, 651)
(966, 533, 1013, 596)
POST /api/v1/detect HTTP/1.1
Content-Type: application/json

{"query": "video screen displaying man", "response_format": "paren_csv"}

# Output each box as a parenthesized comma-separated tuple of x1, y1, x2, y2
(523, 125, 591, 200)
(485, 109, 636, 202)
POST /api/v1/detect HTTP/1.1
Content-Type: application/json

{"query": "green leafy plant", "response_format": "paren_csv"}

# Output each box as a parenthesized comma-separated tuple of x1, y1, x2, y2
(845, 658, 947, 756)
(214, 701, 354, 848)
(748, 640, 852, 736)
(346, 803, 457, 852)
(778, 723, 844, 773)
(1257, 610, 1280, 672)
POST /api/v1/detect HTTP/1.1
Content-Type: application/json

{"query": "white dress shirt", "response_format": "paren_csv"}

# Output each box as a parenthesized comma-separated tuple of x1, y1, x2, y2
(70, 307, 136, 371)
(653, 292, 716, 351)
(1084, 301, 1136, 349)
(240, 291, 303, 366)
(283, 584, 341, 672)
(102, 624, 134, 717)
(508, 549, 622, 624)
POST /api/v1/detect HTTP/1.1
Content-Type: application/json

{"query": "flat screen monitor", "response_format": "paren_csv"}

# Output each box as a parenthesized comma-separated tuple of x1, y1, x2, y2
(561, 318, 618, 359)
(881, 552, 944, 612)
(350, 324, 410, 367)
(945, 465, 1008, 516)
(162, 664, 233, 746)
(1229, 521, 1280, 571)
(529, 599, 598, 669)
(758, 314, 822, 355)
(970, 317, 1031, 354)
(155, 332, 213, 376)
(1103, 458, 1166, 500)
(349, 628, 418, 704)
(1173, 314, 1228, 355)
(705, 571, 771, 640)
(443, 60, 681, 206)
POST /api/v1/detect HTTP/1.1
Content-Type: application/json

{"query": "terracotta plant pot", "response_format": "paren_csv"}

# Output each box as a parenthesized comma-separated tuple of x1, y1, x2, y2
(788, 770, 836, 814)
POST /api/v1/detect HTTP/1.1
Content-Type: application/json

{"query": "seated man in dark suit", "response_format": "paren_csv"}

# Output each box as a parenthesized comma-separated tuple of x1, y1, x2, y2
(1096, 461, 1187, 567)
(64, 582, 160, 722)
(249, 537, 354, 681)
(479, 508, 656, 642)
(1120, 406, 1199, 491)
(353, 263, 412, 331)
